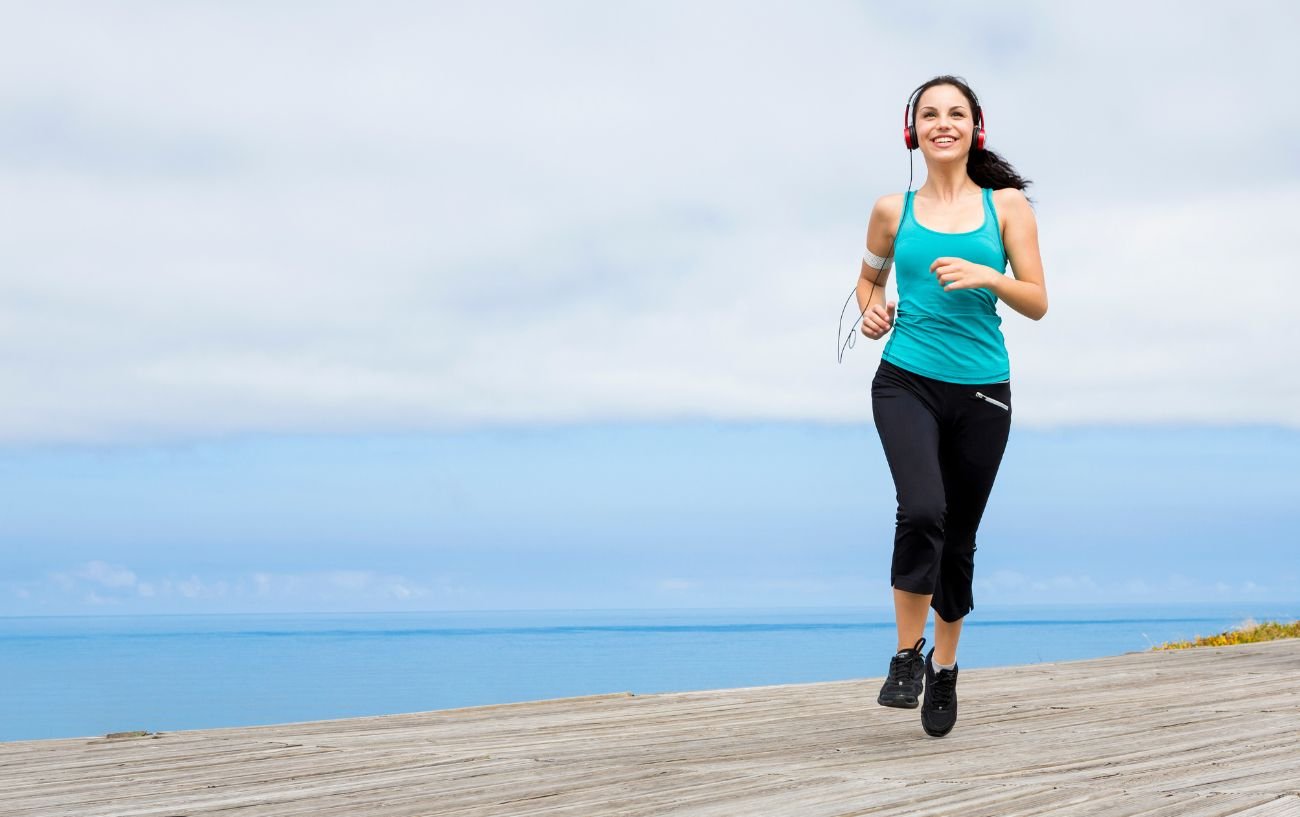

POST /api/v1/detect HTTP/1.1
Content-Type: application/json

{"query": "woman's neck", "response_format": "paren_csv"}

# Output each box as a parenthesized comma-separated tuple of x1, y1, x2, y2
(919, 164, 980, 202)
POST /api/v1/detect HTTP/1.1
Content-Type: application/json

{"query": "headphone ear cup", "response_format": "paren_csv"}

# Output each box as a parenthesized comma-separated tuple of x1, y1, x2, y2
(903, 102, 916, 150)
(973, 126, 985, 151)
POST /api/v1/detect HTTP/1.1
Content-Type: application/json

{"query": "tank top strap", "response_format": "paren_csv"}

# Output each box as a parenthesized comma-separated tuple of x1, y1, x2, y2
(980, 187, 997, 239)
(982, 186, 1009, 265)
(901, 189, 915, 232)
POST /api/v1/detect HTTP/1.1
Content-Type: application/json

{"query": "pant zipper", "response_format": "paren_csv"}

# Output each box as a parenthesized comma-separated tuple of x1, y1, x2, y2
(974, 392, 1010, 411)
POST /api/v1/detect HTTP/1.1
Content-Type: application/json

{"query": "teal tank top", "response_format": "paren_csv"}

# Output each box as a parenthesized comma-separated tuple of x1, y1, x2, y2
(882, 187, 1011, 383)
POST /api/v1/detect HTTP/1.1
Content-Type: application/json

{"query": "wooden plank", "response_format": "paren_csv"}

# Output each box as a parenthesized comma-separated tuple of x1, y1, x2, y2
(1, 638, 1297, 816)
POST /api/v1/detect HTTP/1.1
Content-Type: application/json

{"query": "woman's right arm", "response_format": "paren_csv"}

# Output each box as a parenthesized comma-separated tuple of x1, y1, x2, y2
(858, 194, 902, 340)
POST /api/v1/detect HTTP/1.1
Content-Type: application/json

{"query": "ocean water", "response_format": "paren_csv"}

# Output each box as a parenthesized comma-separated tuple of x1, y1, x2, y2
(1, 602, 1296, 742)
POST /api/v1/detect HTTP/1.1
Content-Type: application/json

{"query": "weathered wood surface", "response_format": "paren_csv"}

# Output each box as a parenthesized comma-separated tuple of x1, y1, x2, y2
(2, 638, 1299, 816)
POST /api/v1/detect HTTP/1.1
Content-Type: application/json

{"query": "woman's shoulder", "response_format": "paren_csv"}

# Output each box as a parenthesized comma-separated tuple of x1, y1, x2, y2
(871, 192, 908, 220)
(991, 187, 1033, 213)
(991, 187, 1035, 229)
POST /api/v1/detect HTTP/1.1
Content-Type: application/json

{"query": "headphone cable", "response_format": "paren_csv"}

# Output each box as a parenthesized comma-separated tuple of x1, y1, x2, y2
(837, 149, 915, 364)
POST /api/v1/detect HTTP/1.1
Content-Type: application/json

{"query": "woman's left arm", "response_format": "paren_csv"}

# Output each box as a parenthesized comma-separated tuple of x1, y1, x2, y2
(931, 190, 1047, 319)
(988, 188, 1047, 321)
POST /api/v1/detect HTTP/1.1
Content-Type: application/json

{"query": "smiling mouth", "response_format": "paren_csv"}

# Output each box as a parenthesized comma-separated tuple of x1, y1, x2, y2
(933, 137, 956, 147)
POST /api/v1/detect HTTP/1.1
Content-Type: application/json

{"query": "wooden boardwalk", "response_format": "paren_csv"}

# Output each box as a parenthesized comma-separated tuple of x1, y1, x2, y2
(3, 638, 1299, 817)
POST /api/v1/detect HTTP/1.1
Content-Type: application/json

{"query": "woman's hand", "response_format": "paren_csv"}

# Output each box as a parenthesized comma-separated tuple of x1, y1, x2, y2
(930, 257, 999, 292)
(860, 300, 896, 340)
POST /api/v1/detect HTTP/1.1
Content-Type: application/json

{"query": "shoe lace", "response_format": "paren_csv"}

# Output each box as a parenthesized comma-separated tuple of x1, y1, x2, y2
(886, 637, 925, 685)
(928, 667, 957, 709)
(889, 652, 920, 682)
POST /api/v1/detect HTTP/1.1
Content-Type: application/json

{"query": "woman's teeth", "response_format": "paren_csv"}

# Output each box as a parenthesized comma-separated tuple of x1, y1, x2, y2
(934, 138, 955, 146)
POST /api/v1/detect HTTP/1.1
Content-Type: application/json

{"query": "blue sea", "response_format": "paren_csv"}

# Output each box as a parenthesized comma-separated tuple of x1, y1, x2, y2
(2, 602, 1296, 742)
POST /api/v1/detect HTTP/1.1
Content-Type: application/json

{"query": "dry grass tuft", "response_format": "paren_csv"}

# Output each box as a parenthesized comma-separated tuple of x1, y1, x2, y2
(1153, 618, 1300, 650)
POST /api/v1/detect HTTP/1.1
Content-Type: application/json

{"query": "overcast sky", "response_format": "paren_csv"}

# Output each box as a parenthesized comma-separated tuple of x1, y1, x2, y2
(2, 2, 1297, 615)
(1, 1, 1296, 444)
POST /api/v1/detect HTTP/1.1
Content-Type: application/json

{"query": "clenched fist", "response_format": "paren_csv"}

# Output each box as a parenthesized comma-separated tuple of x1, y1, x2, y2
(861, 301, 897, 340)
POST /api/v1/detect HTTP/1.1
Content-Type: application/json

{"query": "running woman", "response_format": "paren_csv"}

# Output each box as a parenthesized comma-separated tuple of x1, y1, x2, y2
(857, 75, 1047, 737)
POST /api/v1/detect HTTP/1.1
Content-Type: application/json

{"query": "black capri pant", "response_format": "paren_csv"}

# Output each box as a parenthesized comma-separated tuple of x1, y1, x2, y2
(871, 359, 1012, 623)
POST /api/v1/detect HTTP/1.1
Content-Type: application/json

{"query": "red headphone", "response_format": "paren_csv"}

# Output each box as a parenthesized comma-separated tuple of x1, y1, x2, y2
(903, 84, 986, 152)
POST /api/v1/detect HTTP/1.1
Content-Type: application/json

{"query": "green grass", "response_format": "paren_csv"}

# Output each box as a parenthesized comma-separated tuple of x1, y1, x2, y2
(1153, 618, 1300, 650)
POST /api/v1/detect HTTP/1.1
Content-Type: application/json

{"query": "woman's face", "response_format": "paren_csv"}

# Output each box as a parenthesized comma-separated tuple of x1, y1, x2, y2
(914, 83, 976, 162)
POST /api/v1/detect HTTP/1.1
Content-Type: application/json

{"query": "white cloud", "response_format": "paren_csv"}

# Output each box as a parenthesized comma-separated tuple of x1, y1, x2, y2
(2, 561, 1290, 615)
(0, 2, 1296, 443)
(175, 576, 207, 599)
(75, 560, 137, 589)
(6, 565, 445, 614)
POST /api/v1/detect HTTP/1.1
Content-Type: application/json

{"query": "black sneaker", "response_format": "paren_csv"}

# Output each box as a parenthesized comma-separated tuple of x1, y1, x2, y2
(877, 636, 926, 709)
(921, 647, 958, 737)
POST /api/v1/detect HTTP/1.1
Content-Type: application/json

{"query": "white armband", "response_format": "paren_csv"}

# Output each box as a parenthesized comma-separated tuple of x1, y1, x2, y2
(863, 249, 894, 271)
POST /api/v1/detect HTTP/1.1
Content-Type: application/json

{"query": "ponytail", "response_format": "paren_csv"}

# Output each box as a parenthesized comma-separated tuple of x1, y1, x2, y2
(967, 145, 1033, 201)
